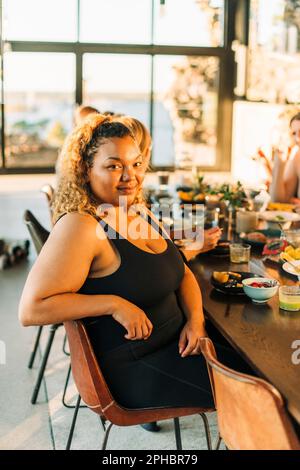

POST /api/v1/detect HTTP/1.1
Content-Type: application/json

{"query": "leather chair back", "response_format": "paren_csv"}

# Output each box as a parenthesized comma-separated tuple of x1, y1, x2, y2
(23, 210, 50, 255)
(200, 337, 300, 450)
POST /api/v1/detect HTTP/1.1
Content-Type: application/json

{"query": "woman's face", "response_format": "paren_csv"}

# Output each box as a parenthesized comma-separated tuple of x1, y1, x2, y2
(290, 119, 300, 146)
(88, 135, 146, 207)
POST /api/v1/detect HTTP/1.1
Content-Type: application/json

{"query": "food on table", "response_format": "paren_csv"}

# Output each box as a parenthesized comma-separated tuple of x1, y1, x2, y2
(280, 252, 300, 274)
(177, 190, 205, 203)
(267, 202, 296, 212)
(193, 193, 205, 202)
(213, 272, 229, 284)
(262, 239, 288, 256)
(242, 277, 279, 303)
(248, 281, 276, 288)
(274, 215, 285, 221)
(227, 272, 242, 279)
(281, 246, 300, 261)
(177, 190, 195, 202)
(245, 232, 267, 243)
(212, 271, 243, 288)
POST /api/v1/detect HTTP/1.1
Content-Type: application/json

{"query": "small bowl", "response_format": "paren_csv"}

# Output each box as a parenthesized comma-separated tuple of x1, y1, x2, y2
(242, 277, 279, 304)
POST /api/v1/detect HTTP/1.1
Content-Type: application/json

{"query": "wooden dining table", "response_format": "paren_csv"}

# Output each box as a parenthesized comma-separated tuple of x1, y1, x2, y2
(189, 249, 300, 426)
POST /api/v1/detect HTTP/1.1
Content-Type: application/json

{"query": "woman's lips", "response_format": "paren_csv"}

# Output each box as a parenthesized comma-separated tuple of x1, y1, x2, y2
(117, 186, 137, 194)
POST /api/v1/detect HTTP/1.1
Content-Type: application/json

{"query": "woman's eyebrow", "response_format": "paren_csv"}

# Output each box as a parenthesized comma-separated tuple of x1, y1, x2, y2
(105, 156, 121, 161)
(105, 154, 142, 162)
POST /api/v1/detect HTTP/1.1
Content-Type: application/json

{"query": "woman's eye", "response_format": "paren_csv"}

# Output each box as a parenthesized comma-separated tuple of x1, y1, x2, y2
(134, 161, 143, 167)
(108, 165, 122, 170)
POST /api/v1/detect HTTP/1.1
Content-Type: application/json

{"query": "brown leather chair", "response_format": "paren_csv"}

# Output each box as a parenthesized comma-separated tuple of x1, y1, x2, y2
(64, 320, 215, 450)
(200, 337, 300, 450)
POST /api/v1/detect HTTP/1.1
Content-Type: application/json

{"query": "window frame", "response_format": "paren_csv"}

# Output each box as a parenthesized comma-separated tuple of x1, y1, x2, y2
(0, 0, 236, 174)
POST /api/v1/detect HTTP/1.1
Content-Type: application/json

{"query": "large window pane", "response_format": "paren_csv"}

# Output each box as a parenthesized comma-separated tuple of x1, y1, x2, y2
(154, 0, 224, 47)
(247, 0, 300, 103)
(3, 0, 77, 42)
(153, 55, 219, 168)
(80, 0, 151, 44)
(4, 53, 75, 168)
(83, 53, 151, 124)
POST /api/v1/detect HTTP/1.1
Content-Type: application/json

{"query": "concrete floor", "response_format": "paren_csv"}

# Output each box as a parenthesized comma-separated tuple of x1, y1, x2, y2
(0, 177, 222, 450)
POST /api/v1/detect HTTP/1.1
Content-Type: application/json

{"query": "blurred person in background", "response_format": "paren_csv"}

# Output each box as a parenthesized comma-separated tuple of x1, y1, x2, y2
(270, 111, 300, 204)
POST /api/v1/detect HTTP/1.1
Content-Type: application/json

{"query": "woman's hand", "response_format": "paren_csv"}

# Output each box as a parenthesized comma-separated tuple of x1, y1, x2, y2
(180, 227, 222, 261)
(273, 147, 290, 163)
(112, 297, 153, 341)
(201, 227, 222, 253)
(178, 320, 207, 358)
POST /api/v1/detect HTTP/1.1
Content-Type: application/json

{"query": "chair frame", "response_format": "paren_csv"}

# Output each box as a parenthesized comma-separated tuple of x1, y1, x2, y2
(64, 320, 215, 450)
(200, 337, 300, 450)
(23, 210, 85, 408)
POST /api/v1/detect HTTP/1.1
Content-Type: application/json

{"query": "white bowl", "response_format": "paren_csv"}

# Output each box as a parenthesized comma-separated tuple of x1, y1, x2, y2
(242, 277, 279, 304)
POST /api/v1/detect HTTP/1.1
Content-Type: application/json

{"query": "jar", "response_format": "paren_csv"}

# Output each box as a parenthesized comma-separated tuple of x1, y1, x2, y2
(236, 210, 258, 234)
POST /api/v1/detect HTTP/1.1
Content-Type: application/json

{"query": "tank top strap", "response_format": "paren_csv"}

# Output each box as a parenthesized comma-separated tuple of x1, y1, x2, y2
(139, 211, 165, 237)
(93, 215, 124, 240)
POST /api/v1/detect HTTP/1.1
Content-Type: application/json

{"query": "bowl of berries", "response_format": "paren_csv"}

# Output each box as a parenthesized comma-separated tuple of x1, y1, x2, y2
(242, 277, 279, 304)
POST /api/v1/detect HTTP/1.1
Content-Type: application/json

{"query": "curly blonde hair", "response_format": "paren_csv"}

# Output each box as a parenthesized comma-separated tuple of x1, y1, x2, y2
(117, 115, 152, 162)
(52, 114, 150, 223)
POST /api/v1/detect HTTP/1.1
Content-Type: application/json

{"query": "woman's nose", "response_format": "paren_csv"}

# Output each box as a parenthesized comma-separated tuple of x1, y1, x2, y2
(121, 166, 135, 181)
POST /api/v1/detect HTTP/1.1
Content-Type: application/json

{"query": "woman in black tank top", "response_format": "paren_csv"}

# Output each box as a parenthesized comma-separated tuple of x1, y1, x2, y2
(19, 115, 253, 413)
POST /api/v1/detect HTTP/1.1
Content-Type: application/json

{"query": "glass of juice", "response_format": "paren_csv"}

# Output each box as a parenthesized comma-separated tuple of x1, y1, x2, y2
(279, 286, 300, 312)
(230, 243, 251, 263)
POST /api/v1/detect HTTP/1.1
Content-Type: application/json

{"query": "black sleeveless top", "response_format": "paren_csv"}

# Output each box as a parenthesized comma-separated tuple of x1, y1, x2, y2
(78, 213, 186, 355)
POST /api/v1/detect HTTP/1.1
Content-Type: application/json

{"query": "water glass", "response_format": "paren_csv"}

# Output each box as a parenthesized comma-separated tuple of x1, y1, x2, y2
(230, 243, 251, 263)
(279, 286, 300, 312)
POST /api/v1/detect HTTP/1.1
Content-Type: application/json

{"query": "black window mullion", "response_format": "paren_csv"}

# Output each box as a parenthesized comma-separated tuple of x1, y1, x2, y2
(1, 0, 235, 174)
(75, 48, 82, 105)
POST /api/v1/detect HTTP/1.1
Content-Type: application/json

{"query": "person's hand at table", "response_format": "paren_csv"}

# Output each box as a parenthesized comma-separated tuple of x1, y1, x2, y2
(180, 227, 222, 261)
(201, 227, 222, 253)
(290, 197, 300, 207)
(178, 320, 207, 358)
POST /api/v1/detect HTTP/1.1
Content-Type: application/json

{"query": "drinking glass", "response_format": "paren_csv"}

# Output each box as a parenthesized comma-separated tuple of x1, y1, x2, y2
(230, 243, 251, 263)
(204, 207, 220, 229)
(279, 286, 300, 312)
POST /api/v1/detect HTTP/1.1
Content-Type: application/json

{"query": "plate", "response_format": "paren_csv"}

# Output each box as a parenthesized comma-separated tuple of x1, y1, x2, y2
(209, 240, 230, 256)
(282, 260, 300, 277)
(211, 272, 262, 295)
(259, 211, 300, 223)
(239, 229, 281, 248)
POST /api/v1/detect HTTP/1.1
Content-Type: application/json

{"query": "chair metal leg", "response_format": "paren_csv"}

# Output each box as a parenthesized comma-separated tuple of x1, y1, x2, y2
(31, 324, 59, 404)
(62, 363, 87, 409)
(99, 415, 106, 431)
(66, 395, 81, 450)
(28, 325, 43, 369)
(199, 413, 212, 450)
(174, 417, 182, 450)
(101, 422, 114, 450)
(215, 434, 222, 450)
(62, 333, 70, 356)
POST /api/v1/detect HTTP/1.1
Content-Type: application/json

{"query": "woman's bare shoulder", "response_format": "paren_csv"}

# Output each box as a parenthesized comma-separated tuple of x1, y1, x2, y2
(51, 212, 106, 245)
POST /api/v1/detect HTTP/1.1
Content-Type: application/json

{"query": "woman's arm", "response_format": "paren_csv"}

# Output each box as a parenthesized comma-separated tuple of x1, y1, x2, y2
(176, 263, 207, 357)
(19, 213, 115, 326)
(283, 150, 300, 202)
(270, 150, 298, 202)
(19, 213, 153, 340)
